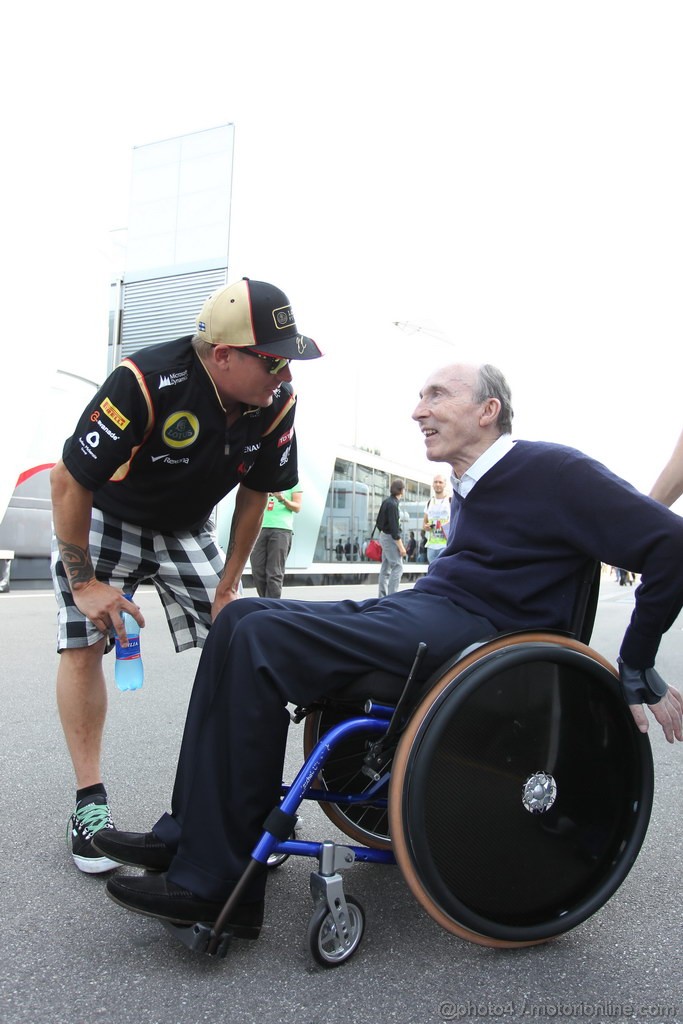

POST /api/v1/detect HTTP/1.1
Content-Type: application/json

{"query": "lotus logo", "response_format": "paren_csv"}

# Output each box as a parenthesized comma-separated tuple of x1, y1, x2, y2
(272, 304, 295, 330)
(162, 411, 200, 449)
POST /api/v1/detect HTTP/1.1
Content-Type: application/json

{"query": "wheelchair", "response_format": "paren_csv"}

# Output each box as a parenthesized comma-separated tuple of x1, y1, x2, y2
(163, 564, 654, 966)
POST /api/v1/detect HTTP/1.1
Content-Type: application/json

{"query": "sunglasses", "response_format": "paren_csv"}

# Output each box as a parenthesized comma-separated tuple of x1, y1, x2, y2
(241, 348, 290, 375)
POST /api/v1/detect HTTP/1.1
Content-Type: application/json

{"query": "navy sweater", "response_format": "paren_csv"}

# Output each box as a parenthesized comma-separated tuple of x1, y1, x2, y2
(414, 440, 683, 669)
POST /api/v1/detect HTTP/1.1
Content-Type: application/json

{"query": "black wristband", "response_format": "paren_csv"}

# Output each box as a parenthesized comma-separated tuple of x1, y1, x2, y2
(618, 658, 668, 706)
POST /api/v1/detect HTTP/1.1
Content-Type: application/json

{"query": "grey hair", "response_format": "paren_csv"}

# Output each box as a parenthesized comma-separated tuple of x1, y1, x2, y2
(191, 334, 215, 360)
(473, 364, 514, 434)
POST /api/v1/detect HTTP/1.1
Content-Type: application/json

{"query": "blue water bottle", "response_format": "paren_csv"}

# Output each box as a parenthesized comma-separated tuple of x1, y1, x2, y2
(114, 594, 144, 692)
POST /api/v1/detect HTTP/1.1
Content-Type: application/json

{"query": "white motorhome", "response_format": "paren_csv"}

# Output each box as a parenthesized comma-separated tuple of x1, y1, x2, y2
(0, 370, 98, 583)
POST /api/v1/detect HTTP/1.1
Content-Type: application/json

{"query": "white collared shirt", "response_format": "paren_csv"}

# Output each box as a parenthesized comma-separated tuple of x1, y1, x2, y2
(451, 434, 515, 498)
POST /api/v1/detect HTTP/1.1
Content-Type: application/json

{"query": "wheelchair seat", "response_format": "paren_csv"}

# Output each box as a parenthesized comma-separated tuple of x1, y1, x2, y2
(319, 667, 409, 705)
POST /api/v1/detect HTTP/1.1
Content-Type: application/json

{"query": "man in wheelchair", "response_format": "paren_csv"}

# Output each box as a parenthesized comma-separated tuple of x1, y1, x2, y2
(95, 362, 683, 942)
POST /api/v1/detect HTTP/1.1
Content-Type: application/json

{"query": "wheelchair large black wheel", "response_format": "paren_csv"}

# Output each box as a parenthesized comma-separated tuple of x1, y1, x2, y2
(303, 705, 392, 850)
(388, 634, 654, 948)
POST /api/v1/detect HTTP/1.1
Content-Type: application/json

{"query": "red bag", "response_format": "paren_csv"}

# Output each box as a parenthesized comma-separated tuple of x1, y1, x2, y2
(366, 538, 382, 562)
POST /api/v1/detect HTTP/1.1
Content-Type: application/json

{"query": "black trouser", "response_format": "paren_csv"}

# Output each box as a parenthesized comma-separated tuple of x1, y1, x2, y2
(153, 590, 495, 902)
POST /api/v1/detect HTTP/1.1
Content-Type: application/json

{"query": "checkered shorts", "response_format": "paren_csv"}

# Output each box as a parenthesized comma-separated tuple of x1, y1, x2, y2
(51, 508, 225, 653)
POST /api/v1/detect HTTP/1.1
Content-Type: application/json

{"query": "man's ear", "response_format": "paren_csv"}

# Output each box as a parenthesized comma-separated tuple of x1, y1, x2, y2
(212, 345, 232, 369)
(480, 397, 502, 427)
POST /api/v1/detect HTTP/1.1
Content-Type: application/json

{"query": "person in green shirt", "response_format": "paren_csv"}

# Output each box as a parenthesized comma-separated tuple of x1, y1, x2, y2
(423, 473, 451, 563)
(249, 487, 303, 597)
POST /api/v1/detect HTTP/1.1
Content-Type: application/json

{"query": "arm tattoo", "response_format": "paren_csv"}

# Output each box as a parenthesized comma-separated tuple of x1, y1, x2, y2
(57, 536, 95, 588)
(224, 510, 239, 567)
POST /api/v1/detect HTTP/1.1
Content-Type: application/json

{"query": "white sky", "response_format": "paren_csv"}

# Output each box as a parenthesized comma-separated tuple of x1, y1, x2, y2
(3, 0, 682, 509)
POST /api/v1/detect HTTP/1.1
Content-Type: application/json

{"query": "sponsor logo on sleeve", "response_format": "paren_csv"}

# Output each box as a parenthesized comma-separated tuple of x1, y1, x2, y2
(279, 444, 292, 467)
(78, 431, 100, 459)
(277, 427, 293, 448)
(94, 418, 120, 441)
(101, 398, 130, 430)
(162, 411, 200, 449)
(89, 408, 119, 439)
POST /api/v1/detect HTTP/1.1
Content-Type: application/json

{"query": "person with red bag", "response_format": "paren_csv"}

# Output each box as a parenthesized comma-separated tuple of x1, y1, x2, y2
(365, 534, 382, 561)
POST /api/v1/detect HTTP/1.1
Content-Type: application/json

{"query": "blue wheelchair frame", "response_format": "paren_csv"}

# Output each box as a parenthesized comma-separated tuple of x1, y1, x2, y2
(163, 707, 398, 960)
(256, 713, 397, 867)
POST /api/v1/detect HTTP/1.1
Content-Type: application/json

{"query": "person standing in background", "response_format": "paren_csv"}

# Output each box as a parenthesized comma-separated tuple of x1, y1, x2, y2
(406, 530, 417, 562)
(249, 487, 303, 598)
(423, 473, 451, 563)
(650, 428, 683, 507)
(376, 479, 406, 596)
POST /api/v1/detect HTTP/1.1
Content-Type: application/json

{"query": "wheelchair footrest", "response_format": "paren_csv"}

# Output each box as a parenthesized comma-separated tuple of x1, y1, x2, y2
(160, 919, 232, 958)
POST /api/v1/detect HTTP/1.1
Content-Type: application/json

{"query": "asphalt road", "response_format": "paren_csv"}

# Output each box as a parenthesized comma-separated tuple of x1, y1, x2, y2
(0, 578, 681, 1024)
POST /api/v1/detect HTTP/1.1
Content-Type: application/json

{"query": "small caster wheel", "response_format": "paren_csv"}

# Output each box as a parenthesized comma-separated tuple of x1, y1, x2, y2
(307, 895, 365, 966)
(266, 822, 300, 869)
(266, 849, 289, 869)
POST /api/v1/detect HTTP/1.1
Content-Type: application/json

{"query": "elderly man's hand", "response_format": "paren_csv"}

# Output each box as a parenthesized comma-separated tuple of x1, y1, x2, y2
(629, 686, 683, 743)
(620, 658, 683, 743)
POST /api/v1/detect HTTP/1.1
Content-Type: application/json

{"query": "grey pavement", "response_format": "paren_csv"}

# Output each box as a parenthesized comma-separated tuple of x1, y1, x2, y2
(0, 578, 681, 1024)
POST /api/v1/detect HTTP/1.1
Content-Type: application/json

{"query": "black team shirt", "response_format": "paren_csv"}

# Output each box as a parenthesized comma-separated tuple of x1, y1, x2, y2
(61, 337, 298, 533)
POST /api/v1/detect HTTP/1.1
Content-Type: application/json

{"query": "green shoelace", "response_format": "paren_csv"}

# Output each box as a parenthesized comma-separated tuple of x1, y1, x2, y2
(74, 802, 112, 835)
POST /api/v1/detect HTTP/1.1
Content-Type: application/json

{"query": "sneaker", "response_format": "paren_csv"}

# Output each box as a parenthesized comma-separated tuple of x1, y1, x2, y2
(68, 795, 119, 874)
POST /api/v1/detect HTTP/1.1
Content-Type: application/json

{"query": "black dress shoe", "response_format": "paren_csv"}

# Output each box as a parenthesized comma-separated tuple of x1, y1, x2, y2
(106, 872, 263, 939)
(91, 829, 173, 871)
